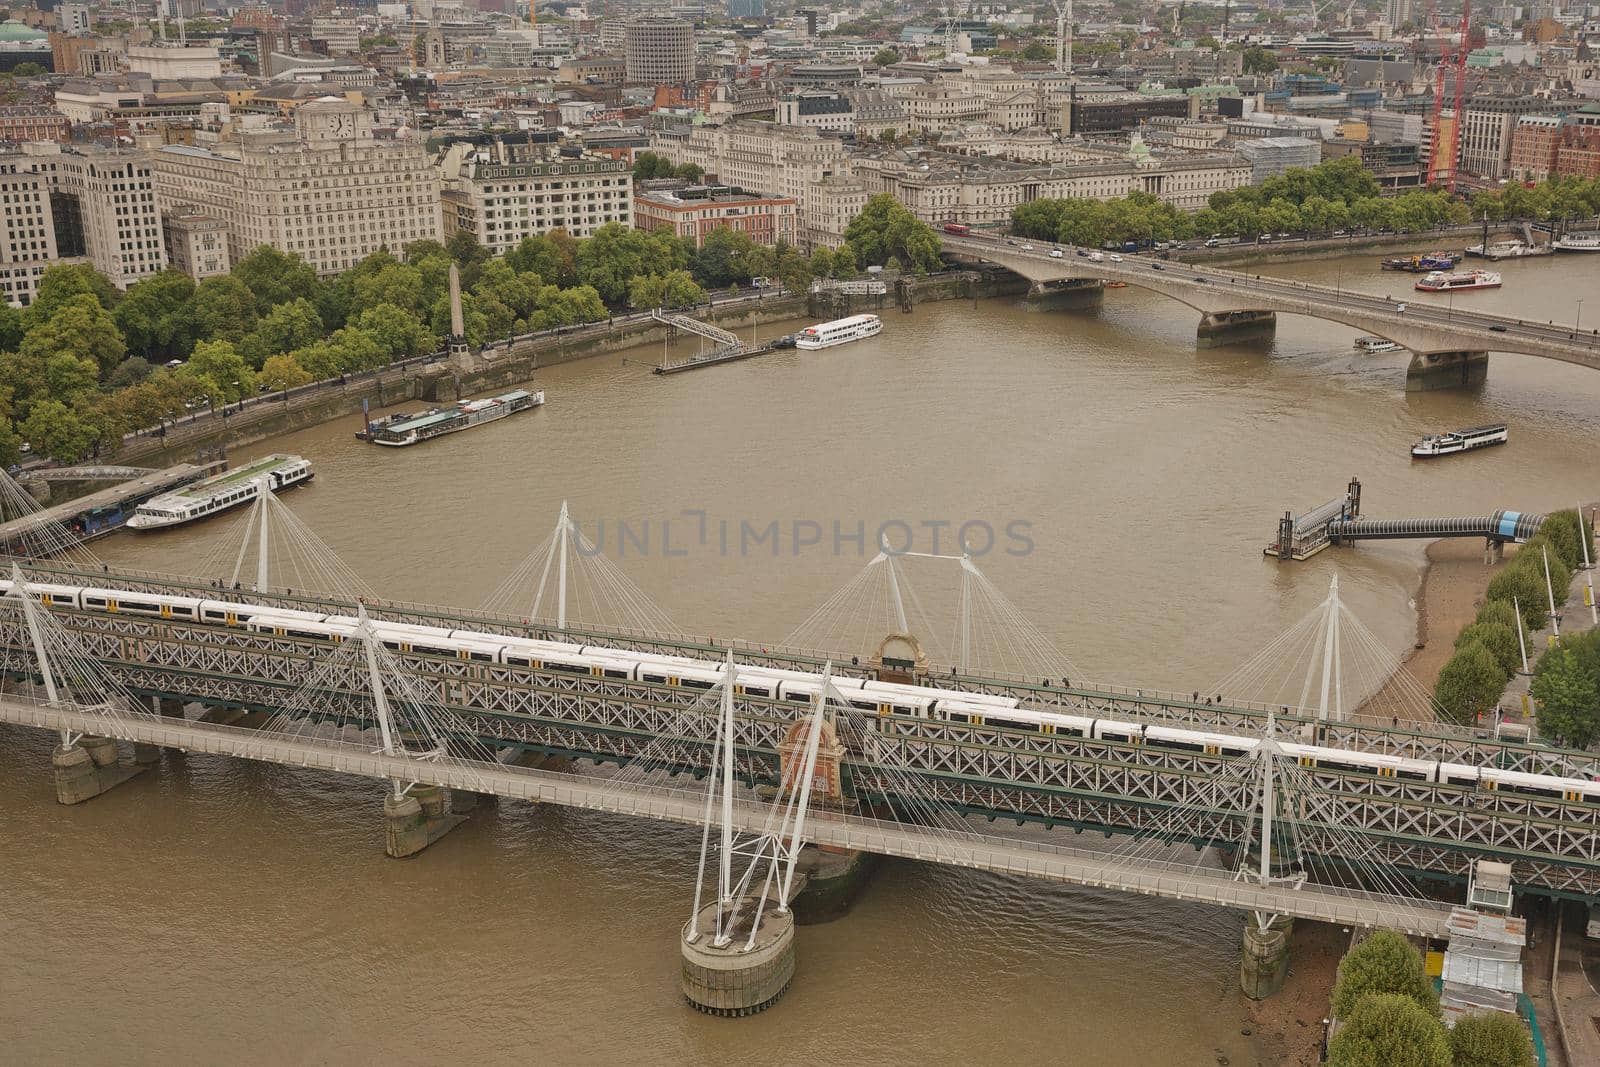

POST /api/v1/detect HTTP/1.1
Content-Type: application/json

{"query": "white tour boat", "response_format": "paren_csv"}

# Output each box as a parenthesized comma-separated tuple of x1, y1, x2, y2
(1554, 233, 1600, 253)
(1354, 336, 1403, 353)
(127, 454, 313, 530)
(1411, 424, 1509, 458)
(794, 313, 883, 350)
(1414, 269, 1502, 293)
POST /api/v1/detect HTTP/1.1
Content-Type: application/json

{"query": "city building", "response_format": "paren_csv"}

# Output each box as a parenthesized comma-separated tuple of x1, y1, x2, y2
(0, 20, 51, 73)
(0, 106, 69, 143)
(125, 44, 223, 80)
(776, 91, 854, 134)
(650, 120, 857, 246)
(1236, 136, 1323, 182)
(853, 146, 1250, 227)
(151, 98, 440, 276)
(633, 183, 798, 247)
(161, 206, 231, 281)
(0, 141, 167, 303)
(1507, 114, 1563, 181)
(436, 137, 632, 254)
(56, 4, 92, 35)
(1460, 94, 1558, 180)
(625, 16, 694, 85)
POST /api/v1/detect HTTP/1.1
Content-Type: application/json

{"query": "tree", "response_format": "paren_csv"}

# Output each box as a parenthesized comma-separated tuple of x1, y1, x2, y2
(0, 301, 21, 351)
(20, 294, 127, 377)
(1454, 621, 1521, 677)
(506, 231, 578, 287)
(257, 353, 312, 391)
(691, 226, 761, 288)
(18, 399, 95, 463)
(632, 151, 678, 181)
(354, 303, 435, 360)
(1019, 41, 1052, 62)
(1530, 643, 1600, 749)
(185, 340, 256, 401)
(629, 270, 706, 309)
(0, 418, 21, 469)
(1435, 642, 1509, 725)
(239, 299, 324, 368)
(1332, 930, 1439, 1019)
(190, 275, 259, 345)
(446, 230, 491, 289)
(576, 223, 689, 305)
(1486, 558, 1552, 629)
(1326, 993, 1451, 1067)
(678, 162, 704, 183)
(11, 61, 44, 77)
(232, 246, 319, 314)
(113, 270, 196, 361)
(1242, 46, 1279, 75)
(843, 193, 943, 273)
(872, 47, 901, 66)
(25, 264, 117, 328)
(1447, 1011, 1536, 1067)
(351, 262, 425, 316)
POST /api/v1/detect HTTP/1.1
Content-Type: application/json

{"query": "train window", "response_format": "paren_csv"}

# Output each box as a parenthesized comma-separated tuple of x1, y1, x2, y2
(1397, 768, 1429, 782)
(545, 661, 588, 674)
(683, 679, 713, 690)
(203, 609, 227, 621)
(506, 656, 538, 669)
(1443, 773, 1477, 788)
(413, 644, 452, 657)
(470, 652, 495, 663)
(603, 668, 629, 679)
(948, 713, 969, 725)
(84, 596, 107, 607)
(641, 672, 667, 684)
(849, 700, 876, 712)
(743, 686, 771, 698)
(1147, 735, 1203, 753)
(121, 600, 159, 613)
(1505, 782, 1563, 800)
(788, 693, 812, 703)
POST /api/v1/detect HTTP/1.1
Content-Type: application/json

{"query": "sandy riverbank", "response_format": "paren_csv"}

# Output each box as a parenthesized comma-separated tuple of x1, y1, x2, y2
(1242, 921, 1347, 1066)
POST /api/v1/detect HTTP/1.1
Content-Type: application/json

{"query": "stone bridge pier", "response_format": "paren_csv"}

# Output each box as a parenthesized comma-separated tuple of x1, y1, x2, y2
(1024, 278, 1104, 313)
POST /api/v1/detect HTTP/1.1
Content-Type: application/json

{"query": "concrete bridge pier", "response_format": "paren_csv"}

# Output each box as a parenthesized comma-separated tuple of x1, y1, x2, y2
(786, 844, 878, 923)
(1240, 913, 1295, 1000)
(1023, 278, 1104, 312)
(383, 784, 467, 858)
(1197, 309, 1277, 347)
(680, 902, 796, 1016)
(1405, 349, 1487, 391)
(51, 737, 149, 805)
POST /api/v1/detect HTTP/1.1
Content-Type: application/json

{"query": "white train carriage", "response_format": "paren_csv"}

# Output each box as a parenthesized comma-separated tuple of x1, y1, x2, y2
(1279, 741, 1434, 781)
(1478, 766, 1600, 803)
(0, 579, 87, 610)
(1143, 725, 1260, 757)
(78, 588, 204, 621)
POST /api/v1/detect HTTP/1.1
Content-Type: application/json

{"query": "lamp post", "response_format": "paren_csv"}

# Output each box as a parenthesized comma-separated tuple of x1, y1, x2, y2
(1577, 299, 1584, 334)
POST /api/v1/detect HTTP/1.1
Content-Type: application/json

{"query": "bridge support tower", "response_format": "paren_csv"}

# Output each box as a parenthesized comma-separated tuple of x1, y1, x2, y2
(383, 784, 467, 859)
(1197, 310, 1276, 347)
(1406, 349, 1487, 391)
(1024, 278, 1104, 312)
(1240, 913, 1295, 1000)
(52, 737, 148, 805)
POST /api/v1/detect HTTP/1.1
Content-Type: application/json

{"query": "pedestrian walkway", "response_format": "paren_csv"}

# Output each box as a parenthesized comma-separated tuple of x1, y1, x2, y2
(1553, 903, 1600, 1067)
(1500, 555, 1599, 732)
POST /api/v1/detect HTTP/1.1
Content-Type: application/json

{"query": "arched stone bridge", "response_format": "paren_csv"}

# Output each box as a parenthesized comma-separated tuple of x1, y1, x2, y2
(942, 234, 1600, 390)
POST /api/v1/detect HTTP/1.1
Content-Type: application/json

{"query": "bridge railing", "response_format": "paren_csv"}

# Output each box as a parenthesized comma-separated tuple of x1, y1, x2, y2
(0, 690, 1458, 934)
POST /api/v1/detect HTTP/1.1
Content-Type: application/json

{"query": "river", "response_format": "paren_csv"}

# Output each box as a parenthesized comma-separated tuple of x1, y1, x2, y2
(5, 248, 1599, 1065)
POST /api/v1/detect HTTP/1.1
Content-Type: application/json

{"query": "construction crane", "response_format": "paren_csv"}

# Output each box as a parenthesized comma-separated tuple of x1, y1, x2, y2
(1051, 0, 1072, 74)
(1425, 0, 1470, 190)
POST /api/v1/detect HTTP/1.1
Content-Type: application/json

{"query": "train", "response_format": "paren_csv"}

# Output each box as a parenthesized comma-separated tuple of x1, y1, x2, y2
(6, 579, 1600, 807)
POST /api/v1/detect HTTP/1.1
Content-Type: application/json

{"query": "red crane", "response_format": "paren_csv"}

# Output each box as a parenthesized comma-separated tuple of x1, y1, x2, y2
(1426, 0, 1471, 190)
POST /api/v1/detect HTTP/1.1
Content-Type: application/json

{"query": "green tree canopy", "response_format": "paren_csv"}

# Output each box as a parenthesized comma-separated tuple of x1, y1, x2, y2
(18, 399, 96, 463)
(185, 340, 256, 402)
(1447, 1010, 1536, 1067)
(1332, 931, 1439, 1019)
(258, 353, 312, 391)
(20, 294, 126, 378)
(239, 299, 325, 368)
(843, 193, 943, 274)
(506, 230, 579, 287)
(190, 275, 259, 345)
(1454, 621, 1521, 677)
(114, 270, 196, 361)
(872, 47, 901, 66)
(575, 223, 689, 305)
(1242, 46, 1279, 75)
(25, 263, 117, 328)
(354, 303, 436, 360)
(629, 269, 706, 310)
(1530, 634, 1600, 748)
(1435, 641, 1509, 725)
(233, 246, 319, 314)
(1326, 993, 1450, 1067)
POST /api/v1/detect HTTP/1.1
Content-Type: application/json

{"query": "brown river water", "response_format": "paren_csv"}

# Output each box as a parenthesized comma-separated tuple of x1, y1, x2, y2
(5, 250, 1599, 1065)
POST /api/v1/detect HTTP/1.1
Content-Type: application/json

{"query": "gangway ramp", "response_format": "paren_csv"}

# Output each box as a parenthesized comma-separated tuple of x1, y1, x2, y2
(651, 308, 742, 349)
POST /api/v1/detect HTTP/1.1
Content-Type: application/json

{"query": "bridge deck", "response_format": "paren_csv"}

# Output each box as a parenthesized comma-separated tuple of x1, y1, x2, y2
(0, 695, 1456, 936)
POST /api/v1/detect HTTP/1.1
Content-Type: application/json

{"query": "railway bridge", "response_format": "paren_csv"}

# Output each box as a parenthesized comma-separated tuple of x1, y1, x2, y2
(8, 557, 1592, 1009)
(941, 234, 1600, 391)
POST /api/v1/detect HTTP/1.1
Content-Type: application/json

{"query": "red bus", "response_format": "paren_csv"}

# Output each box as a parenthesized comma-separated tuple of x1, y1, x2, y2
(941, 222, 971, 236)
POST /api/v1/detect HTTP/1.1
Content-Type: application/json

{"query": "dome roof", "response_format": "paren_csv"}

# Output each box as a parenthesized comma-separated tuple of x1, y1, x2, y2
(0, 21, 48, 42)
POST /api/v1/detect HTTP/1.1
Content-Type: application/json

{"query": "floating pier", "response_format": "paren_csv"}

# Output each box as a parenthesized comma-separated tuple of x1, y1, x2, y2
(1267, 477, 1545, 562)
(650, 309, 779, 375)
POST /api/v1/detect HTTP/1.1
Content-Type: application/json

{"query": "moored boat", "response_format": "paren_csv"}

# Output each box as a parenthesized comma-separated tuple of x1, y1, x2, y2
(1414, 269, 1502, 292)
(794, 313, 883, 350)
(1411, 423, 1508, 458)
(127, 454, 313, 530)
(1554, 233, 1600, 253)
(357, 389, 544, 447)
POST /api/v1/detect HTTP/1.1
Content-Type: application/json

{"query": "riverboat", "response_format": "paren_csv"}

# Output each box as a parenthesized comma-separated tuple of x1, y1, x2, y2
(1354, 336, 1403, 353)
(1414, 269, 1502, 293)
(127, 455, 313, 530)
(1464, 240, 1551, 261)
(357, 389, 544, 447)
(1554, 233, 1600, 253)
(794, 313, 883, 350)
(1381, 251, 1462, 272)
(1411, 424, 1509, 458)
